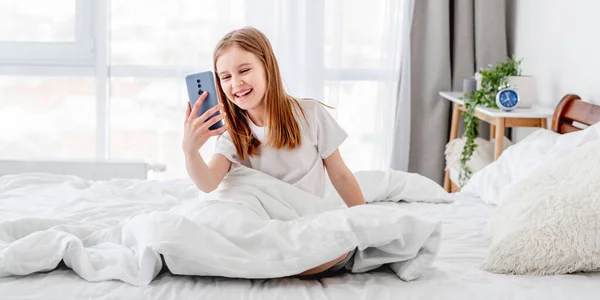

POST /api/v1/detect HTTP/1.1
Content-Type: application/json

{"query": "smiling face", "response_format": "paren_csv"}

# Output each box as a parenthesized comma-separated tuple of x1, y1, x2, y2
(211, 26, 302, 160)
(215, 46, 267, 113)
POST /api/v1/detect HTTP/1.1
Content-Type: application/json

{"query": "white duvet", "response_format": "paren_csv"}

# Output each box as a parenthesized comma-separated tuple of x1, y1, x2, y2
(0, 166, 452, 286)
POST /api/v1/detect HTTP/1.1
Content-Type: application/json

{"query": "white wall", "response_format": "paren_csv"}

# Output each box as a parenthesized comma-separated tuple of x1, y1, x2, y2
(508, 0, 600, 139)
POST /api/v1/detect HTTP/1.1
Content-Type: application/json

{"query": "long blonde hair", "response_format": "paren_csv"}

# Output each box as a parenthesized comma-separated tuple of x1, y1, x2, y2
(213, 26, 306, 161)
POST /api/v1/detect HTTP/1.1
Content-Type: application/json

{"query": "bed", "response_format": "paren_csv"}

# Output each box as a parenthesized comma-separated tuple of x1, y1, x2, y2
(1, 94, 600, 300)
(552, 94, 600, 133)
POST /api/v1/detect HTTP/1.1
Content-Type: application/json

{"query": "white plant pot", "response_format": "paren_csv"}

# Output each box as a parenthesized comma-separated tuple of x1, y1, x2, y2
(475, 72, 483, 90)
(506, 75, 538, 108)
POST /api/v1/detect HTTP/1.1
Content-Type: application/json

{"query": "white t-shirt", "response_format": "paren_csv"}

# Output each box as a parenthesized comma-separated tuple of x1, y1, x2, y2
(213, 98, 347, 197)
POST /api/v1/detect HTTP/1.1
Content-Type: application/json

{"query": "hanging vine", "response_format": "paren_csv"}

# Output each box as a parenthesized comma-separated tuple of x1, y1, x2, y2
(458, 56, 522, 186)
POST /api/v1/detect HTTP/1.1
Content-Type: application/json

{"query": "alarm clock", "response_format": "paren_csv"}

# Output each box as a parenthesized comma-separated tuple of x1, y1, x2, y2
(495, 88, 519, 111)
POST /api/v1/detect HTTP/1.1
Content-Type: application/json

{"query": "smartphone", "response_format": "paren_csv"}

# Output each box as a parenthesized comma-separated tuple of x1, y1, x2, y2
(185, 71, 224, 131)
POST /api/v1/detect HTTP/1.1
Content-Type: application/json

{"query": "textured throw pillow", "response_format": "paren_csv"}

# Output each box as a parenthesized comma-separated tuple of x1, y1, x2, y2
(462, 122, 600, 205)
(444, 136, 512, 186)
(481, 139, 600, 275)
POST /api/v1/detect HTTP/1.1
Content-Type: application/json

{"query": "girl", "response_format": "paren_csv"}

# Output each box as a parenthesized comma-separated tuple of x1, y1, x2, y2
(182, 26, 365, 279)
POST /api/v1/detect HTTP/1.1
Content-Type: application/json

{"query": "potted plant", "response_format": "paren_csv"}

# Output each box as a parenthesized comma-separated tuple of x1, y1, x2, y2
(457, 56, 523, 186)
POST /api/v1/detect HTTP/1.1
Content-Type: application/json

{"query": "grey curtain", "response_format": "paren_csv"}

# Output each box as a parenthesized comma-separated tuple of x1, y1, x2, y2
(392, 0, 509, 184)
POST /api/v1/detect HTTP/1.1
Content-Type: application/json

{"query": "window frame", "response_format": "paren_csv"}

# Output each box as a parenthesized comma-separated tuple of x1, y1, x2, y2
(0, 0, 95, 66)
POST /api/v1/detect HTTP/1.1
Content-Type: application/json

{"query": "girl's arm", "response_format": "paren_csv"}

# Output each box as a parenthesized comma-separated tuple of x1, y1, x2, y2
(182, 93, 231, 194)
(185, 152, 231, 193)
(323, 149, 366, 207)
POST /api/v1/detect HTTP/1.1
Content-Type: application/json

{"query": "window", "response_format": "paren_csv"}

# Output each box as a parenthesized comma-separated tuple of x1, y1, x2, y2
(0, 76, 96, 159)
(0, 0, 405, 179)
(325, 0, 391, 70)
(108, 77, 198, 180)
(0, 0, 75, 42)
(325, 81, 396, 171)
(0, 0, 94, 65)
(110, 0, 245, 67)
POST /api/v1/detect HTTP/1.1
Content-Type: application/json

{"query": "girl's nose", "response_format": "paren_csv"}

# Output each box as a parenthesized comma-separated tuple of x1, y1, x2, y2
(232, 79, 244, 89)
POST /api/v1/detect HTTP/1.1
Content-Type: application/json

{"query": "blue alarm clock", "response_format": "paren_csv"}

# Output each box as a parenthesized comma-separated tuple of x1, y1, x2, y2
(495, 88, 519, 111)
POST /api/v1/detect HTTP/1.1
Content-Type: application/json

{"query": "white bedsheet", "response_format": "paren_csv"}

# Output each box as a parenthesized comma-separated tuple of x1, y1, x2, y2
(1, 192, 599, 299)
(0, 167, 450, 285)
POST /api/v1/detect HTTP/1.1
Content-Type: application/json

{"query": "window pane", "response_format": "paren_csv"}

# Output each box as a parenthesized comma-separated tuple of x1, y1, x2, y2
(0, 76, 96, 159)
(109, 78, 216, 179)
(0, 0, 76, 42)
(110, 0, 245, 66)
(324, 0, 389, 69)
(324, 81, 393, 171)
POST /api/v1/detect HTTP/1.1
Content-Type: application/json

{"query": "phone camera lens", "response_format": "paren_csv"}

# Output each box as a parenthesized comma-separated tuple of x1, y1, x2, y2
(198, 89, 204, 95)
(196, 79, 200, 83)
(197, 84, 201, 88)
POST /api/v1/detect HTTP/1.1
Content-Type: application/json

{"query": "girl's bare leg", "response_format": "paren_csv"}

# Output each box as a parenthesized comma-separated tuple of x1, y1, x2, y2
(296, 252, 351, 276)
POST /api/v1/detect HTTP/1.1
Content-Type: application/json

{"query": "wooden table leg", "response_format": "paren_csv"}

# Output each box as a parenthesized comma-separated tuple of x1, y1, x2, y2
(449, 104, 460, 141)
(490, 124, 496, 139)
(444, 103, 461, 192)
(540, 118, 548, 129)
(494, 117, 505, 160)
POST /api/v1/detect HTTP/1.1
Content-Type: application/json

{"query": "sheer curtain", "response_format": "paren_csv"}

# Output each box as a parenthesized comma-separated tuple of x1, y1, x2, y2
(0, 0, 412, 179)
(108, 0, 412, 179)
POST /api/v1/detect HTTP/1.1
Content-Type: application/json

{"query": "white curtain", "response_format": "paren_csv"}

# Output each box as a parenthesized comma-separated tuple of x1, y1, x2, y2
(390, 0, 415, 172)
(0, 0, 413, 179)
(109, 0, 412, 179)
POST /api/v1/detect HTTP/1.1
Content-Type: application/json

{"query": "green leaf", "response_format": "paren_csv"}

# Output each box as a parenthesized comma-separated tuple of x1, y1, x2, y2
(455, 56, 522, 187)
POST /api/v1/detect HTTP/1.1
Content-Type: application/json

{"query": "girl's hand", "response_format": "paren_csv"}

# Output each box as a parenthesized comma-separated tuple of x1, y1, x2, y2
(182, 92, 228, 155)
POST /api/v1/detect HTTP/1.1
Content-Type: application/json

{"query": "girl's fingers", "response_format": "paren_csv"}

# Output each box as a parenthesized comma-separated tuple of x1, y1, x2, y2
(209, 123, 229, 136)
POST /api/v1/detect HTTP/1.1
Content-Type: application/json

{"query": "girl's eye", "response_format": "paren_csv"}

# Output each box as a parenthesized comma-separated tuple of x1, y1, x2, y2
(240, 69, 250, 73)
(221, 75, 230, 81)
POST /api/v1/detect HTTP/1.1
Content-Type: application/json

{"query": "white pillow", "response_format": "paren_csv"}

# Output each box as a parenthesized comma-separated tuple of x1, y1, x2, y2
(481, 139, 600, 275)
(461, 122, 600, 205)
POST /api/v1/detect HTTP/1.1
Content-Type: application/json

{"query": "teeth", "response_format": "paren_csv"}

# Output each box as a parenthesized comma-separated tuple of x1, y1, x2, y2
(236, 89, 252, 97)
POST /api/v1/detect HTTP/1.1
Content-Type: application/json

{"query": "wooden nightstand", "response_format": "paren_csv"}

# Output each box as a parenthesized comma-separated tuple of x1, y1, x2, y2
(440, 91, 555, 192)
